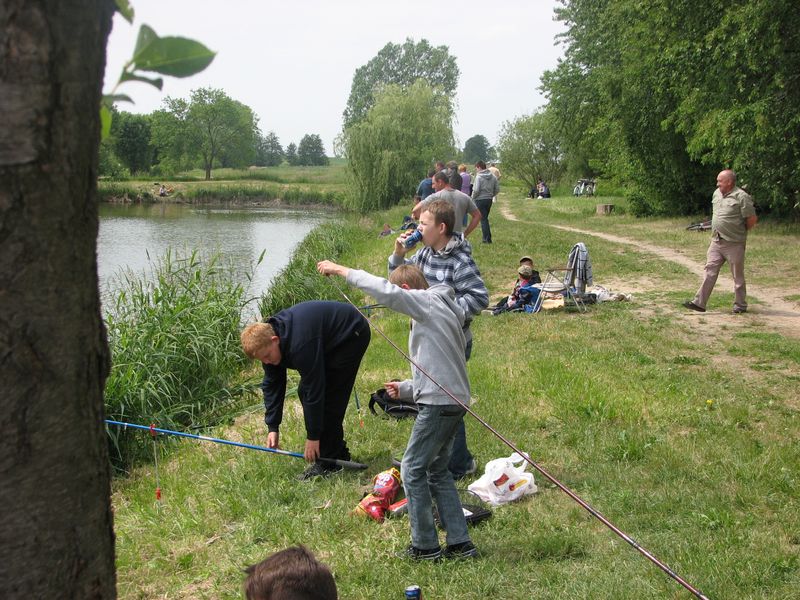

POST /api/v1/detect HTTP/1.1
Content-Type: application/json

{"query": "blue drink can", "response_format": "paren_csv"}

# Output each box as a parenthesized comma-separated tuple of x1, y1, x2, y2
(403, 228, 423, 249)
(404, 584, 422, 599)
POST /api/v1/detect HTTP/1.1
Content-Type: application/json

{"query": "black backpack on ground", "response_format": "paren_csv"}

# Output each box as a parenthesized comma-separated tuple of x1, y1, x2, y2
(368, 387, 418, 419)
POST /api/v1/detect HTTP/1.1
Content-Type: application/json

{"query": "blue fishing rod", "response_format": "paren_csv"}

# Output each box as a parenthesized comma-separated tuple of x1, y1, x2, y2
(105, 420, 368, 470)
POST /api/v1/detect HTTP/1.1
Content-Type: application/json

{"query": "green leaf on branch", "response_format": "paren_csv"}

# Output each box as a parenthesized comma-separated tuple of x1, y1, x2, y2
(132, 25, 216, 78)
(114, 0, 134, 23)
(103, 93, 134, 105)
(119, 70, 164, 90)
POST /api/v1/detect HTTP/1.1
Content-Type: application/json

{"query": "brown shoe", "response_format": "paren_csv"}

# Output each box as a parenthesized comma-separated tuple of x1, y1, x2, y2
(682, 301, 706, 313)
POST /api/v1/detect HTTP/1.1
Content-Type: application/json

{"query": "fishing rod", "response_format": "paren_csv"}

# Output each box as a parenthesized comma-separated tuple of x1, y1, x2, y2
(105, 420, 368, 470)
(337, 286, 710, 600)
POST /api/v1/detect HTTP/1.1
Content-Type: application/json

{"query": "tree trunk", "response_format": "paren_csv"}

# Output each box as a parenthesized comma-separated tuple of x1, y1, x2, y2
(0, 1, 117, 597)
(205, 161, 212, 180)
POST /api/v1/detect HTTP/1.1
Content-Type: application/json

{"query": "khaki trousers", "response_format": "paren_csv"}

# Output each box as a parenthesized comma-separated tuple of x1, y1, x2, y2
(692, 237, 747, 311)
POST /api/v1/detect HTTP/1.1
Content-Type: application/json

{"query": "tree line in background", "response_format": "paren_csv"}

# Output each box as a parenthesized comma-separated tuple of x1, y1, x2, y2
(339, 4, 799, 219)
(100, 87, 328, 180)
(539, 0, 800, 216)
(103, 2, 800, 219)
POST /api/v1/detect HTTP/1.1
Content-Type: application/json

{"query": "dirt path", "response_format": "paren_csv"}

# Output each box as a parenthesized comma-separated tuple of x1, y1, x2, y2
(499, 201, 800, 340)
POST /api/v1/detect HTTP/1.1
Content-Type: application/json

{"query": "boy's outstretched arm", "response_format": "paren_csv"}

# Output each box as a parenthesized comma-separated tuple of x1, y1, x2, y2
(317, 260, 350, 278)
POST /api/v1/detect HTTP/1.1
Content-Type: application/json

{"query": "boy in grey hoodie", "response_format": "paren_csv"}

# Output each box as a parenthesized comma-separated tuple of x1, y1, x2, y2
(316, 260, 477, 561)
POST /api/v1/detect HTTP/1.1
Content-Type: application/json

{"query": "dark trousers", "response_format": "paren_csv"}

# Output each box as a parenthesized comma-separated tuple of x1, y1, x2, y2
(475, 198, 493, 243)
(319, 324, 371, 460)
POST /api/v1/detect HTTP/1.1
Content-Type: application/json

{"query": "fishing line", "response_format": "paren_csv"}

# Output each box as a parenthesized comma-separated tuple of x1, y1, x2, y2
(336, 285, 709, 600)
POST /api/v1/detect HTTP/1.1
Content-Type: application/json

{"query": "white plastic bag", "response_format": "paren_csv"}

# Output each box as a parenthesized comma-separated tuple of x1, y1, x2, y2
(467, 452, 537, 506)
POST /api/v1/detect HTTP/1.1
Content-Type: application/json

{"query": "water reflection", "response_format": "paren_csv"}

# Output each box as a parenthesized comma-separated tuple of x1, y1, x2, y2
(98, 203, 332, 312)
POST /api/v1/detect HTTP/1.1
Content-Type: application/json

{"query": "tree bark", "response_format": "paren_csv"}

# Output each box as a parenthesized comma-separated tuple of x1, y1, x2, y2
(0, 1, 117, 597)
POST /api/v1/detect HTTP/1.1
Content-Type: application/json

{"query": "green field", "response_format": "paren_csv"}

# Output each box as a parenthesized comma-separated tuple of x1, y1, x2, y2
(111, 189, 800, 599)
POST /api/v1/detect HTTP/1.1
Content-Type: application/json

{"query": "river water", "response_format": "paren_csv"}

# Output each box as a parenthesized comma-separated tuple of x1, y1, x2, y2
(98, 203, 332, 309)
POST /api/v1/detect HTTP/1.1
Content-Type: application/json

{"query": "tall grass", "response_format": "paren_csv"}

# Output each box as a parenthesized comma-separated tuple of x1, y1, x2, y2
(258, 220, 369, 317)
(174, 164, 349, 185)
(97, 182, 156, 203)
(98, 181, 346, 206)
(177, 184, 344, 206)
(104, 250, 253, 471)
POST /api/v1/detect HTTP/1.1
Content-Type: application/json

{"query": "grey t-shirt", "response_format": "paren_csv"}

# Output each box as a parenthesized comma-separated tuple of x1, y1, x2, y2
(712, 187, 755, 243)
(419, 189, 478, 233)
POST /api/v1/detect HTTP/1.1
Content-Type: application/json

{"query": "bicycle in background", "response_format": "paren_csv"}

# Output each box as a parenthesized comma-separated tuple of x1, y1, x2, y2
(573, 178, 596, 196)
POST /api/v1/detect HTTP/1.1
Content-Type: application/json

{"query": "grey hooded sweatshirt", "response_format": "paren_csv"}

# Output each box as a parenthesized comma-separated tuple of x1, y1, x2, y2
(472, 168, 499, 201)
(346, 269, 470, 406)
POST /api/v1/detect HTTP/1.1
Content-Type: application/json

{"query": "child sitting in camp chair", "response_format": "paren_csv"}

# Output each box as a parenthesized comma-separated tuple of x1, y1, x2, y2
(492, 264, 539, 314)
(489, 257, 541, 314)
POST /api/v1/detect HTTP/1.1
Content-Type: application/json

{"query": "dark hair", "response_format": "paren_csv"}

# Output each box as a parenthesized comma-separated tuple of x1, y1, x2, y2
(244, 546, 337, 600)
(475, 160, 487, 169)
(427, 169, 436, 178)
(433, 171, 449, 185)
(422, 198, 455, 236)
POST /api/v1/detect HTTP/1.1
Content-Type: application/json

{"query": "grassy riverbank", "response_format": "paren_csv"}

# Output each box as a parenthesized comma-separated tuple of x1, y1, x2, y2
(98, 163, 350, 206)
(111, 191, 800, 599)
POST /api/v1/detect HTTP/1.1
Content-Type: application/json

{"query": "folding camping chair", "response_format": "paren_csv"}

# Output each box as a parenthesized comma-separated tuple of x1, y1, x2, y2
(531, 243, 591, 313)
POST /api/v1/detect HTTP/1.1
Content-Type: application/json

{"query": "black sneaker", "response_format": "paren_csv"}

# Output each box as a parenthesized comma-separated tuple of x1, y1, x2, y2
(682, 301, 706, 313)
(298, 461, 342, 481)
(443, 541, 478, 560)
(396, 545, 442, 561)
(732, 306, 747, 314)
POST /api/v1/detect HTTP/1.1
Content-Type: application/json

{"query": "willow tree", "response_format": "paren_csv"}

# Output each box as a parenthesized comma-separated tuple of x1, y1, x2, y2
(342, 80, 455, 212)
(342, 38, 459, 129)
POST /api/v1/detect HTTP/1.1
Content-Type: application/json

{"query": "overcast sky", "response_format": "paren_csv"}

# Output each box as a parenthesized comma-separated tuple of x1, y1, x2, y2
(104, 0, 567, 155)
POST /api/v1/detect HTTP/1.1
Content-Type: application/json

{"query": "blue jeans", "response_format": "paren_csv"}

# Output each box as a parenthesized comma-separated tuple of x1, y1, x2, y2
(401, 404, 471, 549)
(448, 421, 472, 477)
(448, 333, 474, 477)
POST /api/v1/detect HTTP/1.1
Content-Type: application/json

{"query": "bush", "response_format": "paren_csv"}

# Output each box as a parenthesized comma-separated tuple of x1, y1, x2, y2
(104, 250, 252, 471)
(627, 190, 656, 217)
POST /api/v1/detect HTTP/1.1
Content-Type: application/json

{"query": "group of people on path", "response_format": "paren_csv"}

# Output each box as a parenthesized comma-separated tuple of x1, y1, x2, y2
(414, 160, 500, 244)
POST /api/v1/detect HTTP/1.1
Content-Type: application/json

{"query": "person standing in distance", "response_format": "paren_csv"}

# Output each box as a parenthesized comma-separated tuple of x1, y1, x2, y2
(683, 169, 757, 314)
(472, 161, 499, 244)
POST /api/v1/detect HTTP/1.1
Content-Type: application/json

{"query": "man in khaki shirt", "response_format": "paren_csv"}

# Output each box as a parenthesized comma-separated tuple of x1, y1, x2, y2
(684, 169, 757, 314)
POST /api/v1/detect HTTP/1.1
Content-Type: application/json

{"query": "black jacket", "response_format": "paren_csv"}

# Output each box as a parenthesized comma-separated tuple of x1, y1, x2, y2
(261, 301, 367, 439)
